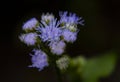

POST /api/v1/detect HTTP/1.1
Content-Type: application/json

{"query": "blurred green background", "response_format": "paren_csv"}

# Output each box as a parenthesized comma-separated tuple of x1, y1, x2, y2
(1, 0, 120, 82)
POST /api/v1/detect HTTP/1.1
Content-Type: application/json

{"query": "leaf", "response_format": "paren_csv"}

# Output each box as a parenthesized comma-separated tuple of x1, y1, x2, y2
(81, 52, 117, 82)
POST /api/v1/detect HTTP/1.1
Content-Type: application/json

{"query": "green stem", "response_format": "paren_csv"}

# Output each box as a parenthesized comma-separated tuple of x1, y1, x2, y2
(38, 42, 62, 82)
(54, 62, 62, 82)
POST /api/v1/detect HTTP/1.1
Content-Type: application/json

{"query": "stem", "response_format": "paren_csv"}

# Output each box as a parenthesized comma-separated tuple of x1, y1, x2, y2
(54, 62, 62, 82)
(39, 42, 62, 82)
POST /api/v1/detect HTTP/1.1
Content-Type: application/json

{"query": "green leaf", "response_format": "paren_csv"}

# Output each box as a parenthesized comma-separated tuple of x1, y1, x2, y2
(66, 56, 87, 82)
(81, 52, 117, 82)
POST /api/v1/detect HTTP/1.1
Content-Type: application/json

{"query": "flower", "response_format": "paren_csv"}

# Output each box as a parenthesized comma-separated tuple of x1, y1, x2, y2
(41, 13, 54, 23)
(19, 11, 84, 72)
(62, 29, 78, 43)
(59, 11, 84, 27)
(19, 33, 37, 46)
(56, 55, 70, 70)
(37, 19, 62, 42)
(22, 18, 39, 31)
(49, 40, 66, 55)
(29, 49, 49, 71)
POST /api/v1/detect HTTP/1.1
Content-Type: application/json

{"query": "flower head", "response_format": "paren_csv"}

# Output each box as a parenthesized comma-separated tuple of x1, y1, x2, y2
(62, 29, 78, 43)
(49, 40, 66, 55)
(59, 11, 84, 32)
(41, 13, 55, 24)
(19, 33, 37, 46)
(59, 11, 84, 26)
(37, 19, 62, 42)
(22, 18, 39, 31)
(29, 49, 49, 71)
(56, 55, 70, 70)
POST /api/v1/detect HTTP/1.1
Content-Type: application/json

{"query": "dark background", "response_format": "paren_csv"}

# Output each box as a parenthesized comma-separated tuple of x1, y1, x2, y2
(1, 0, 120, 82)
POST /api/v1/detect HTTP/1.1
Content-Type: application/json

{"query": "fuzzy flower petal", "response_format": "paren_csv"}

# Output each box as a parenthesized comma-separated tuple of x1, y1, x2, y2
(49, 41, 66, 55)
(22, 18, 39, 31)
(29, 49, 49, 71)
(62, 29, 78, 43)
(37, 19, 62, 42)
(19, 33, 37, 46)
(59, 11, 84, 26)
(41, 13, 54, 23)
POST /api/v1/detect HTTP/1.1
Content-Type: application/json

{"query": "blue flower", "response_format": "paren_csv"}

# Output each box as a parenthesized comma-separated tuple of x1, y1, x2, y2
(59, 11, 84, 26)
(29, 49, 49, 71)
(37, 19, 62, 42)
(22, 18, 39, 31)
(62, 29, 78, 43)
(19, 33, 38, 46)
(49, 40, 66, 55)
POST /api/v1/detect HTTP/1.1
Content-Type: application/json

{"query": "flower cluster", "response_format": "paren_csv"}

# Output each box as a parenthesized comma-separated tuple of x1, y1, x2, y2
(19, 11, 84, 71)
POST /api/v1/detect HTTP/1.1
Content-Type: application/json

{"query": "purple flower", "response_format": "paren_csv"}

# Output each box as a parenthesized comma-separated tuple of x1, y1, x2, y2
(29, 49, 49, 71)
(22, 18, 39, 31)
(59, 11, 84, 26)
(37, 19, 62, 42)
(19, 33, 38, 46)
(49, 41, 66, 55)
(62, 29, 78, 43)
